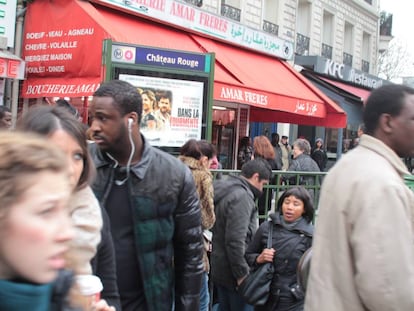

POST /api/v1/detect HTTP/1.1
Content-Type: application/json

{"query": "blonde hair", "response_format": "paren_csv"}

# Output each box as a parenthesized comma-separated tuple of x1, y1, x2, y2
(0, 131, 68, 218)
(0, 131, 92, 310)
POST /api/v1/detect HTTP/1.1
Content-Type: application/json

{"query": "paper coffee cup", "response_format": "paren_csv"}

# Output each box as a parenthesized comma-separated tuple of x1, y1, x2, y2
(75, 275, 103, 303)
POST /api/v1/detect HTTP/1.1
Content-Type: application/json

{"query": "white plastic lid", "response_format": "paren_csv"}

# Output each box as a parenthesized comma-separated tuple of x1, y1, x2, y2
(75, 275, 103, 296)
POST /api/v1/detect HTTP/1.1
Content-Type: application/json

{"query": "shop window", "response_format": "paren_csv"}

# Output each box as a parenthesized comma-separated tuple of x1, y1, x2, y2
(238, 108, 249, 138)
(325, 124, 360, 155)
(212, 107, 236, 169)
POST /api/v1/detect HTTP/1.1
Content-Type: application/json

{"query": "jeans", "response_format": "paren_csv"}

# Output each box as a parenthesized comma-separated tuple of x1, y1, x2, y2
(215, 284, 254, 311)
(200, 272, 210, 311)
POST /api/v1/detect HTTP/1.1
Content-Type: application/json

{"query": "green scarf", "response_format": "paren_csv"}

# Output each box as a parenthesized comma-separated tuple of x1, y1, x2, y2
(0, 279, 52, 311)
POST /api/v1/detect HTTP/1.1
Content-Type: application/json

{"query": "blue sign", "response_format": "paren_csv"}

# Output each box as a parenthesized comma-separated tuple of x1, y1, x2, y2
(135, 46, 208, 72)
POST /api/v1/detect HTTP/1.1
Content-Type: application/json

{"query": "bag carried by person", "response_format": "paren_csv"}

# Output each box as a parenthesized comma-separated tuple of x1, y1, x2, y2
(238, 221, 274, 306)
(296, 247, 312, 292)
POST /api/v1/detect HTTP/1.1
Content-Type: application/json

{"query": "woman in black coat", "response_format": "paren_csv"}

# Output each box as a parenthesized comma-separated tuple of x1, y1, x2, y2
(245, 187, 314, 311)
(311, 138, 328, 171)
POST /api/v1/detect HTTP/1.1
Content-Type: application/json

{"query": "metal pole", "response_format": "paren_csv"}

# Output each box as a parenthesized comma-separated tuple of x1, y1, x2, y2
(337, 127, 343, 160)
(11, 1, 25, 128)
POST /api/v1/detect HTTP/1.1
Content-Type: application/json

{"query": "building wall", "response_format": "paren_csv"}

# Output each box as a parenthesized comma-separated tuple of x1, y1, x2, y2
(297, 0, 380, 74)
(200, 0, 380, 74)
(201, 0, 298, 45)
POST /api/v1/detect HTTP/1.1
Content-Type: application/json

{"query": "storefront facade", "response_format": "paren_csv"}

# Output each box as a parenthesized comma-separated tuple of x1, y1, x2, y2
(21, 0, 346, 168)
(295, 55, 390, 162)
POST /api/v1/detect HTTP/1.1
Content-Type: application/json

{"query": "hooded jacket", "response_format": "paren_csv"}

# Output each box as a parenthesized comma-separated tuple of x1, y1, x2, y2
(89, 137, 204, 311)
(211, 175, 261, 289)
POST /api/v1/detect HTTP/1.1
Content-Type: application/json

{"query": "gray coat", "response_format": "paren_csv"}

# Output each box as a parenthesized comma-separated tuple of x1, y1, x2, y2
(286, 153, 320, 186)
(211, 175, 260, 289)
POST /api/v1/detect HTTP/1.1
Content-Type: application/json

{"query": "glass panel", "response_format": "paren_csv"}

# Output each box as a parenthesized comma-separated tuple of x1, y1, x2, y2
(343, 52, 353, 66)
(361, 60, 370, 73)
(212, 108, 237, 169)
(221, 4, 241, 22)
(321, 43, 333, 59)
(296, 33, 310, 55)
(263, 20, 279, 36)
(183, 0, 203, 6)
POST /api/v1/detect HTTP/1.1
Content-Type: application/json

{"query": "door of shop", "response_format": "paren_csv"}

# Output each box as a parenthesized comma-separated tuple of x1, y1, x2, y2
(212, 107, 237, 169)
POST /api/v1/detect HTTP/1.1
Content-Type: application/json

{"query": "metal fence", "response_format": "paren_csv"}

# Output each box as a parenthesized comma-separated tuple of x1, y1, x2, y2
(211, 171, 414, 225)
(211, 169, 327, 224)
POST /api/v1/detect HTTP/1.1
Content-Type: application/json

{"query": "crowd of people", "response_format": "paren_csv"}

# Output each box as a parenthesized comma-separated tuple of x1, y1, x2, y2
(1, 82, 414, 311)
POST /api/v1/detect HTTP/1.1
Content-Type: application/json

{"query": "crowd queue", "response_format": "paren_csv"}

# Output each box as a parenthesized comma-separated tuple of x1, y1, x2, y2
(0, 82, 414, 311)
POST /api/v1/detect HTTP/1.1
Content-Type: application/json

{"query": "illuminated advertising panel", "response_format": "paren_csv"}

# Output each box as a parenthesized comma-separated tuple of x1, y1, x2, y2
(119, 74, 204, 147)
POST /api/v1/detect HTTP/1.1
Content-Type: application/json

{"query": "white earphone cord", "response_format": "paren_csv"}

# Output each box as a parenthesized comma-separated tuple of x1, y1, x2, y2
(106, 122, 135, 186)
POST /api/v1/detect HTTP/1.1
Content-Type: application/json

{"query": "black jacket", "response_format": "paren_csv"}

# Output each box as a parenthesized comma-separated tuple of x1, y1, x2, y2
(91, 208, 121, 311)
(311, 149, 328, 171)
(211, 175, 261, 289)
(245, 214, 313, 310)
(272, 144, 283, 170)
(89, 137, 203, 311)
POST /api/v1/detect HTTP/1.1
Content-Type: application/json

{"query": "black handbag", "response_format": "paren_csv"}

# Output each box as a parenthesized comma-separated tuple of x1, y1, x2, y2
(238, 221, 274, 306)
(296, 247, 312, 292)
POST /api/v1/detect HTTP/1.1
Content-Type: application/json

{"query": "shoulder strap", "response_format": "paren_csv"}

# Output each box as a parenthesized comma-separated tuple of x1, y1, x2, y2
(267, 220, 273, 248)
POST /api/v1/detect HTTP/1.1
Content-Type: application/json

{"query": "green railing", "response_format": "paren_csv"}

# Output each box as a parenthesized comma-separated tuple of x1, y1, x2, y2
(404, 174, 414, 191)
(211, 171, 414, 225)
(211, 170, 327, 224)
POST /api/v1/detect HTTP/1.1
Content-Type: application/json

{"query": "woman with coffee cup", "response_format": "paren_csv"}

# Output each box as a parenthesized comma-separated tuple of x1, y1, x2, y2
(0, 132, 75, 310)
(18, 106, 119, 310)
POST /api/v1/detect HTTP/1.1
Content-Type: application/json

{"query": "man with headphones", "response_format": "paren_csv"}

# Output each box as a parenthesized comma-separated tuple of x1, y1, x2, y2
(88, 80, 203, 311)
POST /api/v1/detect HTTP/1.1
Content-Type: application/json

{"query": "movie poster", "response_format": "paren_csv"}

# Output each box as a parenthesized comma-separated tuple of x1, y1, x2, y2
(119, 74, 204, 147)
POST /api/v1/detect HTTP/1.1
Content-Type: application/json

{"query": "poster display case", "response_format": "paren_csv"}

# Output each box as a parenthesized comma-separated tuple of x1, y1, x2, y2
(104, 40, 214, 152)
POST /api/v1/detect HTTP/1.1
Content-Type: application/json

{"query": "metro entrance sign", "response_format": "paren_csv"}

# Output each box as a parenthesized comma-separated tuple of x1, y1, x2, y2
(111, 43, 211, 72)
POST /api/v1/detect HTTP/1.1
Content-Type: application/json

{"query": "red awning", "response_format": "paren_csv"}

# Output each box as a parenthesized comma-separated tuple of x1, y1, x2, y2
(21, 0, 346, 127)
(190, 35, 346, 127)
(21, 0, 110, 97)
(319, 77, 371, 102)
(90, 2, 345, 128)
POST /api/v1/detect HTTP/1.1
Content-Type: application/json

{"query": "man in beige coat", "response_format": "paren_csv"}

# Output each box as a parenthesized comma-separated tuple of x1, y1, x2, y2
(305, 84, 414, 311)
